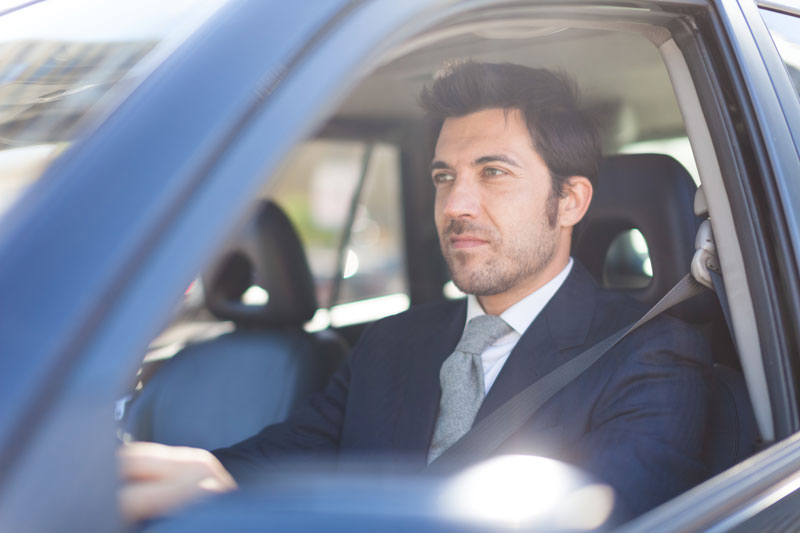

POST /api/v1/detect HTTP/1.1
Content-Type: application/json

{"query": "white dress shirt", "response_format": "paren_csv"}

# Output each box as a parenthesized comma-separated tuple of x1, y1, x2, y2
(464, 258, 574, 394)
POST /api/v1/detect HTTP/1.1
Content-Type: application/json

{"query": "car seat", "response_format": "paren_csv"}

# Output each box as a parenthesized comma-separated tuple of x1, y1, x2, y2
(124, 200, 348, 450)
(572, 153, 759, 476)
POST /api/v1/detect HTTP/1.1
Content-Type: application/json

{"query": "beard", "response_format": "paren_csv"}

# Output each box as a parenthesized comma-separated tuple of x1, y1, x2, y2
(440, 216, 559, 297)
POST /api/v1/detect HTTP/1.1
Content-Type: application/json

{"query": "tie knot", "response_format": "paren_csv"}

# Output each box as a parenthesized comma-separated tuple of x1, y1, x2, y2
(456, 315, 513, 355)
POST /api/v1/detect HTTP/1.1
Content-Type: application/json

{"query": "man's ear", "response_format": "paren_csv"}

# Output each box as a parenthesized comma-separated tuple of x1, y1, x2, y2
(558, 176, 593, 228)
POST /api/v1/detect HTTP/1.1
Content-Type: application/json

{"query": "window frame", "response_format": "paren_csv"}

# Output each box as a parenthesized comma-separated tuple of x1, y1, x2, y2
(3, 0, 800, 530)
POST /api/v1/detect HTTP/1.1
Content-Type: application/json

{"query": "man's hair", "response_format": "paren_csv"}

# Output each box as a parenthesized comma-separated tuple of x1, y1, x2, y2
(419, 61, 601, 195)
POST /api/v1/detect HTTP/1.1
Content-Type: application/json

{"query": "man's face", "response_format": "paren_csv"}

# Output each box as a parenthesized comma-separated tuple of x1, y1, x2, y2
(432, 108, 563, 298)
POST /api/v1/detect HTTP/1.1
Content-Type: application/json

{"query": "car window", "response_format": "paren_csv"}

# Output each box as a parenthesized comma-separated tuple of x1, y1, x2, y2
(147, 138, 411, 353)
(0, 0, 228, 220)
(268, 139, 409, 328)
(619, 136, 699, 184)
(152, 3, 752, 527)
(760, 7, 800, 102)
(6, 1, 789, 530)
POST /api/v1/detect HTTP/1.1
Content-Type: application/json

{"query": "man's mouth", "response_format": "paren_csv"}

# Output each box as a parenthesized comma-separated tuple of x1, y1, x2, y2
(449, 235, 489, 249)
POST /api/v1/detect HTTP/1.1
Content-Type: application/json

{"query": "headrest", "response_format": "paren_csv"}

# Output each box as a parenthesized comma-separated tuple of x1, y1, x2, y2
(573, 153, 712, 322)
(204, 200, 318, 327)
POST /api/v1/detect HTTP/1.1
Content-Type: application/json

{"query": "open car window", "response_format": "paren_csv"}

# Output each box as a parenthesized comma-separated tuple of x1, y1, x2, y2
(144, 0, 755, 505)
(7, 1, 800, 531)
(133, 0, 761, 522)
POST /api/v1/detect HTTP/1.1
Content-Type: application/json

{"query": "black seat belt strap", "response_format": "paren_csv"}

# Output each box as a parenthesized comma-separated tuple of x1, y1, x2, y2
(426, 273, 707, 474)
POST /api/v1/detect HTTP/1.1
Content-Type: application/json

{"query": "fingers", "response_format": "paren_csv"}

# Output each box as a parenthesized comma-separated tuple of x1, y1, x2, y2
(119, 475, 198, 523)
(118, 442, 237, 524)
(119, 442, 217, 481)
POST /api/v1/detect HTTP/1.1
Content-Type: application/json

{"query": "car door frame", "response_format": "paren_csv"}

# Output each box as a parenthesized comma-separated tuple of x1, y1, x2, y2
(624, 0, 800, 529)
(0, 1, 362, 530)
(3, 0, 800, 530)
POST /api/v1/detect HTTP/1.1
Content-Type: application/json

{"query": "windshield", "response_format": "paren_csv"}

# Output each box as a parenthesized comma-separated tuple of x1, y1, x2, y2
(0, 0, 228, 219)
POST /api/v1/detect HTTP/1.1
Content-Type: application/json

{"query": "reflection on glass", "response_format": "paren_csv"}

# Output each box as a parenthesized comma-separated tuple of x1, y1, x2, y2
(761, 8, 800, 101)
(343, 249, 360, 279)
(270, 140, 408, 314)
(0, 0, 228, 221)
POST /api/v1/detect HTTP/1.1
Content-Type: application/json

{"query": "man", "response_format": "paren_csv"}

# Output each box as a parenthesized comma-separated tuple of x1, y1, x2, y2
(120, 61, 710, 524)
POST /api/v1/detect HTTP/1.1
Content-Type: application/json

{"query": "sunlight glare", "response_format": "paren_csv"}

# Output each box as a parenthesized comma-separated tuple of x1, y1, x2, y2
(438, 455, 614, 529)
(343, 249, 360, 279)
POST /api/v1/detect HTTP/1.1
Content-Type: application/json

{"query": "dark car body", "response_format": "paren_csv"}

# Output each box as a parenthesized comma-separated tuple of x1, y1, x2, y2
(1, 0, 800, 530)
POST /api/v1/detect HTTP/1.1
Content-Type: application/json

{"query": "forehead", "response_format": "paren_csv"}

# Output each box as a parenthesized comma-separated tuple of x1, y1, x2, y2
(434, 108, 534, 161)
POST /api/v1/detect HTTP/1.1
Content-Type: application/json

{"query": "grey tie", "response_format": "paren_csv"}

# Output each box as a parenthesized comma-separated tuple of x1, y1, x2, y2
(428, 315, 513, 463)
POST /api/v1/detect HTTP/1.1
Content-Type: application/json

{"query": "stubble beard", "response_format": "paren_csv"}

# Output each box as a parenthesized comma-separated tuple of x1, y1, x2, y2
(441, 217, 559, 297)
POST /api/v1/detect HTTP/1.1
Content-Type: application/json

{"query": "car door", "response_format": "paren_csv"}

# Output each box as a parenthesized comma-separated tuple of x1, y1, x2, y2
(3, 0, 800, 531)
(0, 1, 364, 531)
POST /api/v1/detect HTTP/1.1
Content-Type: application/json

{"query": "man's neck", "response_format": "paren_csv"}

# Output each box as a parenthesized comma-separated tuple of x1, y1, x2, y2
(477, 255, 572, 315)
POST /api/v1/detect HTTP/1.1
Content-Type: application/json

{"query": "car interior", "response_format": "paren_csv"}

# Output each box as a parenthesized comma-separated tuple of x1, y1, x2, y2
(121, 1, 777, 518)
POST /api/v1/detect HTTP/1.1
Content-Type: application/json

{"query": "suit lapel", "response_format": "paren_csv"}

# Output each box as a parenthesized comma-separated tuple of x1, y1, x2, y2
(475, 262, 599, 423)
(391, 299, 466, 456)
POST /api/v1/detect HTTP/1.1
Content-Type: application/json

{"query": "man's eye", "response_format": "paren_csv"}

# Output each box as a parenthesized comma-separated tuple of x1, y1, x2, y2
(483, 167, 506, 177)
(432, 173, 454, 185)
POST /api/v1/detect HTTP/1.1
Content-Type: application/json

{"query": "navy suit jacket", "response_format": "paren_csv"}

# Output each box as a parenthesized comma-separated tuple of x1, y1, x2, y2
(214, 262, 711, 520)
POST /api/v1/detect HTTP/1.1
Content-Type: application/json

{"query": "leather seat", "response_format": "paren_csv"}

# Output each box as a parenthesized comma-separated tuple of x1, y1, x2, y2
(125, 200, 347, 450)
(574, 153, 706, 321)
(573, 153, 758, 476)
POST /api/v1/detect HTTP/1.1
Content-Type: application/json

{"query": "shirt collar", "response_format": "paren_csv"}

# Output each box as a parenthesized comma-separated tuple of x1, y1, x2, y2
(465, 257, 574, 335)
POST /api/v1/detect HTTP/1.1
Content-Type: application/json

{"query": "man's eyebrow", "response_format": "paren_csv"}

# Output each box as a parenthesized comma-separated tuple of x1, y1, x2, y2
(429, 155, 520, 173)
(474, 154, 520, 167)
(429, 160, 452, 173)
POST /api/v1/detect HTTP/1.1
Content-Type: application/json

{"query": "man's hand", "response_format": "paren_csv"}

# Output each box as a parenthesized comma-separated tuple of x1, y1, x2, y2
(118, 441, 237, 524)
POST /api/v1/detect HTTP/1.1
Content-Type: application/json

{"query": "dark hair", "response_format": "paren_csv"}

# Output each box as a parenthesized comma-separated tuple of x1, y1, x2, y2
(419, 61, 601, 194)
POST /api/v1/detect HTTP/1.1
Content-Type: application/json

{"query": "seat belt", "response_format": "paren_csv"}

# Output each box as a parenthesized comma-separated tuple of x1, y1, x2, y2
(426, 272, 708, 475)
(692, 215, 737, 344)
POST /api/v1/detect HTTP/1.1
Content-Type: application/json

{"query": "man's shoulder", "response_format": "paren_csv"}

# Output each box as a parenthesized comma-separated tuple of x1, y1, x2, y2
(593, 287, 711, 365)
(368, 298, 465, 333)
(594, 286, 650, 321)
(348, 298, 465, 366)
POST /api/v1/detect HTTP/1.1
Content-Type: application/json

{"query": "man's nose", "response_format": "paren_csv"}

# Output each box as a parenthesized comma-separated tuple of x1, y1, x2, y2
(442, 177, 481, 219)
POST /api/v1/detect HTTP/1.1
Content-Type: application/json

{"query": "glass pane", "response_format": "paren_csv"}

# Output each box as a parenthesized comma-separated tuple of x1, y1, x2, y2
(270, 140, 408, 317)
(270, 140, 362, 306)
(338, 144, 407, 306)
(761, 8, 800, 102)
(0, 0, 228, 221)
(619, 136, 699, 185)
(602, 229, 653, 290)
